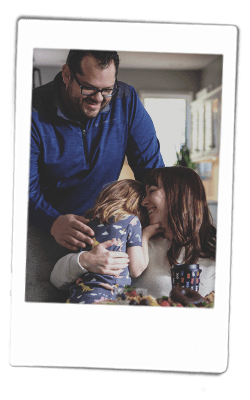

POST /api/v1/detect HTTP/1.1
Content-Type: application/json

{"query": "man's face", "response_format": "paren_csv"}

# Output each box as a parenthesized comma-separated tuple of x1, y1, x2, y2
(62, 55, 116, 120)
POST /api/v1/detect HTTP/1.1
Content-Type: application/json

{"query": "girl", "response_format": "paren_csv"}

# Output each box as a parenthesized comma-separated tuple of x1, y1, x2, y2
(51, 179, 158, 304)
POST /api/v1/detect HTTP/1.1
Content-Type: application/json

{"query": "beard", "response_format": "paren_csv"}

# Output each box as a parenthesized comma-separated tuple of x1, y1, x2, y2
(63, 85, 111, 120)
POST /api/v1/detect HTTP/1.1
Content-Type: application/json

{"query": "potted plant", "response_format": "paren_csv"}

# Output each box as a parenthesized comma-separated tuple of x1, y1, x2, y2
(175, 144, 196, 170)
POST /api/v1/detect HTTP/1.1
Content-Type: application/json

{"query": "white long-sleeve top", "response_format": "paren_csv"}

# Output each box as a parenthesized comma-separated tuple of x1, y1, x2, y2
(50, 234, 215, 298)
(132, 234, 215, 298)
(50, 252, 88, 290)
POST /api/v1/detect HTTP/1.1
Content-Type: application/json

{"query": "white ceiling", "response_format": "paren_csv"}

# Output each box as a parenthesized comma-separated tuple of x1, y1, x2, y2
(33, 49, 220, 70)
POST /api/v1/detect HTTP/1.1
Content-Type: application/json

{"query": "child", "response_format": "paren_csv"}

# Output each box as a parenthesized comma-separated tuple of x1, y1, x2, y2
(64, 179, 151, 304)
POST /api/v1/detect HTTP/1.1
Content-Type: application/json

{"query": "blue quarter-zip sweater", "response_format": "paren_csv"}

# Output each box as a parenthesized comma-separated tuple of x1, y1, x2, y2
(29, 72, 164, 233)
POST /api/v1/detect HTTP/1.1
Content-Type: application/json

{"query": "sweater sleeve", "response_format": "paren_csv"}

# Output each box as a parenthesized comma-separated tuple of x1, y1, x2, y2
(126, 87, 165, 182)
(28, 120, 61, 233)
(50, 251, 88, 290)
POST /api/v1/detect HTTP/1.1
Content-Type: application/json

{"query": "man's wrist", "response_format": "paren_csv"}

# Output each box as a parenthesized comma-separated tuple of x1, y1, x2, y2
(50, 215, 60, 236)
(78, 251, 90, 271)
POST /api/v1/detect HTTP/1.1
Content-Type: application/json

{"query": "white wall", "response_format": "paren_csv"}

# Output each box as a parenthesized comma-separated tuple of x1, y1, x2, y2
(34, 55, 222, 95)
(36, 66, 201, 95)
(117, 68, 201, 93)
(200, 56, 223, 91)
(38, 67, 61, 85)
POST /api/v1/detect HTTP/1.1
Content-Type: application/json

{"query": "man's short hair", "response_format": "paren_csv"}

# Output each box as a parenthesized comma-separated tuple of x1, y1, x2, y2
(66, 50, 120, 78)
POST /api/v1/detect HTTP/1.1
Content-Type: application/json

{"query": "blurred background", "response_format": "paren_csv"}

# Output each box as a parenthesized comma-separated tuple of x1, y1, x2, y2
(33, 49, 223, 226)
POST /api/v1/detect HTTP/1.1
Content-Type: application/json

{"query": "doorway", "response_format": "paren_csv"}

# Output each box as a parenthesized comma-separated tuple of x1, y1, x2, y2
(140, 91, 193, 166)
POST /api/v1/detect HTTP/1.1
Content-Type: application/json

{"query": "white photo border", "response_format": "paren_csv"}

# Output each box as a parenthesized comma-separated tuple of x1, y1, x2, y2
(10, 18, 237, 373)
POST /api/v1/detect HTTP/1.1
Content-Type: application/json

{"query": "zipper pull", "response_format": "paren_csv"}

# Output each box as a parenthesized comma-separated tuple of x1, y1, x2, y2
(82, 129, 88, 163)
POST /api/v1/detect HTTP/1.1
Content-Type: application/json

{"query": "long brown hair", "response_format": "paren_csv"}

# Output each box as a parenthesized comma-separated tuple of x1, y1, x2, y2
(143, 167, 216, 265)
(84, 179, 147, 224)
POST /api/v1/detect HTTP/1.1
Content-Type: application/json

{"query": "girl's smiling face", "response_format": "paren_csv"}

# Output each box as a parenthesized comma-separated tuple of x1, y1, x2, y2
(141, 179, 168, 229)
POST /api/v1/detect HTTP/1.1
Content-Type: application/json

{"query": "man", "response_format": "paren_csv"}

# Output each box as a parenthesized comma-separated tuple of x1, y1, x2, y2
(25, 50, 163, 302)
(27, 50, 164, 302)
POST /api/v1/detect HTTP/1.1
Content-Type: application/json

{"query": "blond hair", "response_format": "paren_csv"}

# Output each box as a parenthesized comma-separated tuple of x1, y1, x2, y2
(85, 179, 147, 225)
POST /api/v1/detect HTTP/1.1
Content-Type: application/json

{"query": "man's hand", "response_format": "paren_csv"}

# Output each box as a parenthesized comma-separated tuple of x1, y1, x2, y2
(79, 239, 129, 276)
(50, 214, 95, 250)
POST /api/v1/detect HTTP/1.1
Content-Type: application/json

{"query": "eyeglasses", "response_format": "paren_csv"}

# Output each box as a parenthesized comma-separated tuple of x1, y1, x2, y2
(70, 69, 117, 98)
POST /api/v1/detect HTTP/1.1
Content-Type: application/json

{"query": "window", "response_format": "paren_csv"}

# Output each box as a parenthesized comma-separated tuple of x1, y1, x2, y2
(140, 91, 193, 166)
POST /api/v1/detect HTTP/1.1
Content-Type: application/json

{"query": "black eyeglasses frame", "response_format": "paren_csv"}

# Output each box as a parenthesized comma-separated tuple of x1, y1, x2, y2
(70, 68, 117, 98)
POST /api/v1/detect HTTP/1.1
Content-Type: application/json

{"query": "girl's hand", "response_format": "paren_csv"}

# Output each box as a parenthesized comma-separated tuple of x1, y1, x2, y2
(142, 223, 164, 240)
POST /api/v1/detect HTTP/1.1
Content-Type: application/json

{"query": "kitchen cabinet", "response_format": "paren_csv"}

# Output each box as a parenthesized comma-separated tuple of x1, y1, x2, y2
(190, 86, 222, 162)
